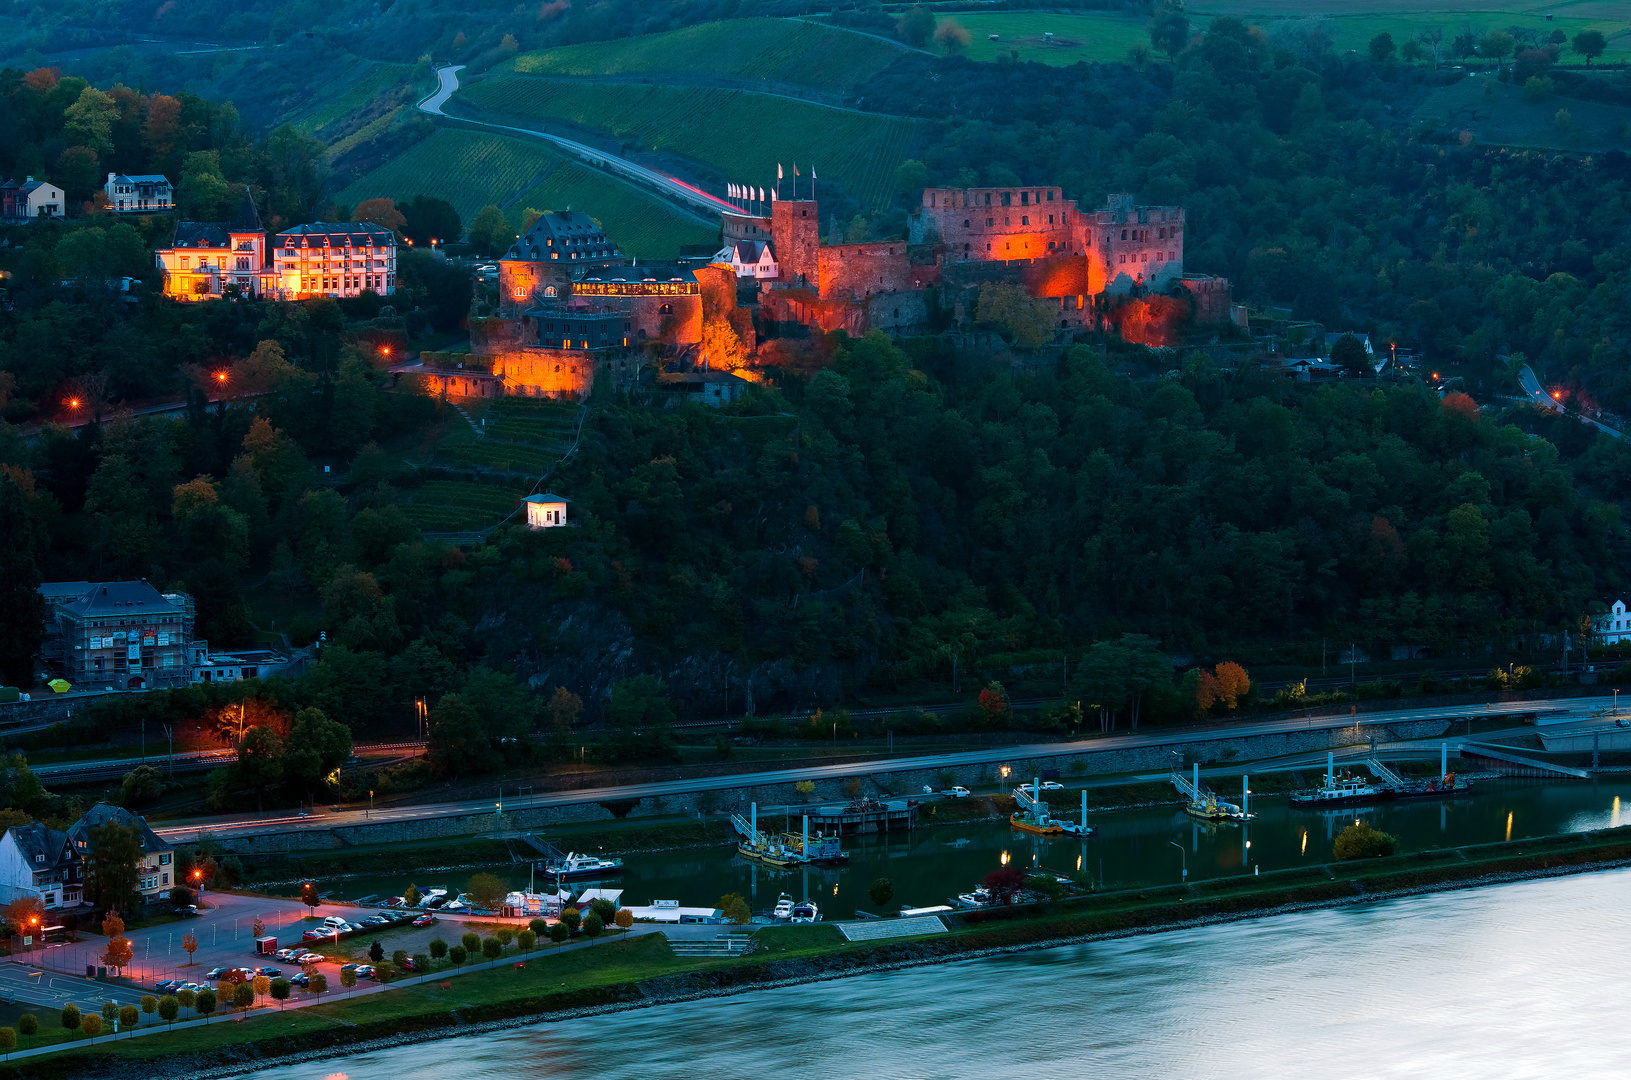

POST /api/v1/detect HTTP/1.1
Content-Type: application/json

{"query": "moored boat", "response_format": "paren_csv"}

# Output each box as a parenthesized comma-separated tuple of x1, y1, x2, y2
(1288, 774, 1391, 807)
(1009, 811, 1065, 836)
(790, 900, 821, 923)
(543, 852, 625, 879)
(772, 893, 794, 920)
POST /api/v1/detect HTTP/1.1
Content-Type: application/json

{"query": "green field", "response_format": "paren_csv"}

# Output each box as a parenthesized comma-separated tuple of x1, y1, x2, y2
(336, 128, 718, 258)
(929, 11, 1152, 65)
(507, 17, 905, 92)
(457, 78, 924, 209)
(916, 8, 1629, 66)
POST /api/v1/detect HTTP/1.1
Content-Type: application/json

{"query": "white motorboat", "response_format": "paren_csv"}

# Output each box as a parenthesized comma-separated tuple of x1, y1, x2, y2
(790, 900, 820, 924)
(772, 893, 794, 920)
(543, 852, 626, 879)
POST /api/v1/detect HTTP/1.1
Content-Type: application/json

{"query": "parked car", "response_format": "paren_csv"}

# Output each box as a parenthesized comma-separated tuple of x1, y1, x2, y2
(412, 914, 437, 927)
(297, 952, 326, 965)
(355, 965, 375, 979)
(276, 948, 300, 962)
(154, 979, 179, 993)
(255, 966, 282, 979)
(942, 786, 971, 798)
(322, 915, 347, 927)
(290, 972, 309, 986)
(205, 967, 227, 980)
(399, 957, 417, 972)
(1041, 781, 1064, 791)
(340, 963, 358, 974)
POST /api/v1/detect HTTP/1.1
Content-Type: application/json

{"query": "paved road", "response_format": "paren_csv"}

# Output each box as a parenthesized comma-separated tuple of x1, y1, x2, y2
(1518, 363, 1622, 438)
(152, 696, 1614, 843)
(418, 65, 732, 221)
(34, 740, 425, 784)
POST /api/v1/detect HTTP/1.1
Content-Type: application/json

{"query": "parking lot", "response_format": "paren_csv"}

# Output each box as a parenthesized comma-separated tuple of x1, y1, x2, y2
(9, 890, 536, 1009)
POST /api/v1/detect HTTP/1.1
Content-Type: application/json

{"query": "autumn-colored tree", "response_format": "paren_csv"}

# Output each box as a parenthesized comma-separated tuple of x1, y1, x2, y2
(982, 867, 1028, 905)
(3, 895, 44, 937)
(251, 917, 266, 938)
(100, 913, 133, 973)
(933, 19, 971, 52)
(182, 932, 198, 965)
(1195, 668, 1219, 711)
(977, 681, 1012, 723)
(1213, 662, 1250, 709)
(353, 198, 407, 238)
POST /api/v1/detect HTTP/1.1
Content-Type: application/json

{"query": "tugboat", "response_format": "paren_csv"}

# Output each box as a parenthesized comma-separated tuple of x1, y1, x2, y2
(1289, 754, 1390, 808)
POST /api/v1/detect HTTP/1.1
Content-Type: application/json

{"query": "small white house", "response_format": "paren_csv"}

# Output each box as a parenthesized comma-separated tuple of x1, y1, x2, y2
(1, 177, 64, 222)
(716, 240, 778, 280)
(104, 172, 174, 213)
(525, 493, 569, 529)
(1596, 600, 1631, 645)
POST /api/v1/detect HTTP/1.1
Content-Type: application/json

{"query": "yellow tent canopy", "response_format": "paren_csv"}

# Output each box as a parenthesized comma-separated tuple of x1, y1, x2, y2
(47, 679, 70, 693)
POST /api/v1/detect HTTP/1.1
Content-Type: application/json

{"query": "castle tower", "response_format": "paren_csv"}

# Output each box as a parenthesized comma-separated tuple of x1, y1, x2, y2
(772, 199, 820, 290)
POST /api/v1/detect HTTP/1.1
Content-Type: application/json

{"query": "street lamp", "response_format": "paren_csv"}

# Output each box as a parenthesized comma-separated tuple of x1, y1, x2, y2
(1169, 841, 1187, 885)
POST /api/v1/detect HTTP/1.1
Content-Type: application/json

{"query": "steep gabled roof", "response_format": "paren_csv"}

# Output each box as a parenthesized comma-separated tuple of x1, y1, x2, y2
(66, 803, 173, 856)
(171, 221, 232, 249)
(3, 824, 74, 872)
(230, 189, 263, 233)
(58, 581, 185, 620)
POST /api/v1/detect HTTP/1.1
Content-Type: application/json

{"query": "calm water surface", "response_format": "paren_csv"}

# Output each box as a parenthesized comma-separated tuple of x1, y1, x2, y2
(245, 867, 1631, 1080)
(327, 775, 1631, 919)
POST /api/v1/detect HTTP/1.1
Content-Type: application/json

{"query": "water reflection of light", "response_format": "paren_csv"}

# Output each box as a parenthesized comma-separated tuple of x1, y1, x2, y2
(1076, 854, 1082, 871)
(1001, 851, 1010, 866)
(1300, 831, 1307, 855)
(832, 885, 838, 896)
(1506, 811, 1514, 842)
(1615, 797, 1621, 829)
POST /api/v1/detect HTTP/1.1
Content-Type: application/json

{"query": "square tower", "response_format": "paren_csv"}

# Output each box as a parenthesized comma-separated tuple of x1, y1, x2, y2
(772, 199, 820, 290)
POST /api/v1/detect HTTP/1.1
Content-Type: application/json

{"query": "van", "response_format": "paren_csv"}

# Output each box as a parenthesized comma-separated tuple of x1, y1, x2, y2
(322, 916, 347, 928)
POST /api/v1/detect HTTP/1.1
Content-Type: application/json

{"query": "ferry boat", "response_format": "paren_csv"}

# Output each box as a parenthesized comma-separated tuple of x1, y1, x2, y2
(772, 893, 794, 920)
(789, 900, 821, 924)
(542, 852, 625, 879)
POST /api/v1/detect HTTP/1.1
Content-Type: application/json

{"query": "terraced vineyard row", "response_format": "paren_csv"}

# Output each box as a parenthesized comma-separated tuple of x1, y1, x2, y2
(403, 480, 529, 531)
(507, 18, 903, 93)
(428, 399, 580, 480)
(459, 78, 923, 210)
(336, 128, 555, 223)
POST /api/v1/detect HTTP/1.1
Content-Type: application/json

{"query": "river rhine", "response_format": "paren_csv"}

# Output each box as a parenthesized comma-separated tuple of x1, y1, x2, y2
(244, 867, 1631, 1079)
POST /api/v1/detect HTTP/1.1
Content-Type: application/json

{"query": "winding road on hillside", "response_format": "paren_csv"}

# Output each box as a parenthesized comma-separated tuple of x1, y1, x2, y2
(418, 65, 731, 221)
(149, 695, 1616, 843)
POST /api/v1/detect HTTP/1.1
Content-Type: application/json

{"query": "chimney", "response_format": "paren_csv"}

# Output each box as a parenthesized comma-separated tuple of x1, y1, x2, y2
(108, 172, 115, 183)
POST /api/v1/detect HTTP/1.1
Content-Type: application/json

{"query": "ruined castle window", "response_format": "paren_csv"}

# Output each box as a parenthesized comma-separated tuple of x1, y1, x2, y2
(1159, 227, 1166, 239)
(964, 220, 971, 228)
(1002, 193, 1011, 206)
(1004, 218, 1010, 226)
(964, 243, 970, 253)
(1048, 215, 1054, 224)
(1020, 192, 1029, 206)
(1119, 255, 1126, 264)
(1047, 191, 1055, 201)
(801, 210, 807, 217)
(893, 308, 899, 317)
(1121, 230, 1128, 240)
(985, 194, 992, 205)
(554, 365, 561, 373)
(1048, 242, 1056, 251)
(1022, 216, 1029, 226)
(986, 218, 994, 227)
